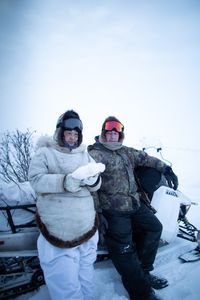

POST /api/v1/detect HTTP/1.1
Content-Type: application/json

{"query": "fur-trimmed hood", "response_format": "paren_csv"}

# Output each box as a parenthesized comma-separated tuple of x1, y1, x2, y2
(35, 135, 86, 154)
(35, 135, 56, 149)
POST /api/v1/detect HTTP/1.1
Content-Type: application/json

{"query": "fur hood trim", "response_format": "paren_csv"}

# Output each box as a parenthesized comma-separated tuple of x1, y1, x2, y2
(35, 135, 86, 153)
(36, 212, 99, 248)
(36, 135, 55, 149)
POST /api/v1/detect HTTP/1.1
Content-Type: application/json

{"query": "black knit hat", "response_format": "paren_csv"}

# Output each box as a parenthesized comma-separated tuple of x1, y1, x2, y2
(101, 116, 124, 142)
(55, 110, 83, 147)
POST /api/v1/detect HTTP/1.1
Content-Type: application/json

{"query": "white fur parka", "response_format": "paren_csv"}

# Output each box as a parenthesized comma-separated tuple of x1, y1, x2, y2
(28, 136, 100, 248)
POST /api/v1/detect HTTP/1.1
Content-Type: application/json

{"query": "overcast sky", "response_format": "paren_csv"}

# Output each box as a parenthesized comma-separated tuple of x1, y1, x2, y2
(0, 0, 200, 190)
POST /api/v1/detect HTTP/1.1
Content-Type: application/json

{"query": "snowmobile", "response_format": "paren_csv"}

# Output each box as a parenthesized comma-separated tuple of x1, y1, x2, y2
(135, 146, 200, 246)
(135, 165, 199, 245)
(0, 148, 200, 299)
(0, 202, 44, 299)
(134, 146, 200, 263)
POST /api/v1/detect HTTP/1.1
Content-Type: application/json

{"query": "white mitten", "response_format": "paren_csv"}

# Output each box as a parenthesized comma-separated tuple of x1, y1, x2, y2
(64, 174, 81, 192)
(82, 174, 99, 186)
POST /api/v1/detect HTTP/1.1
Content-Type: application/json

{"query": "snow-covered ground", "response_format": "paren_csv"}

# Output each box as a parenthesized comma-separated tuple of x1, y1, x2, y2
(14, 238, 200, 300)
(13, 195, 200, 300)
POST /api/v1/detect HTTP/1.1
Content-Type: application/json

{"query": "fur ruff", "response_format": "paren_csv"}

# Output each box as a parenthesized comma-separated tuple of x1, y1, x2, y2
(35, 135, 86, 153)
(36, 212, 99, 248)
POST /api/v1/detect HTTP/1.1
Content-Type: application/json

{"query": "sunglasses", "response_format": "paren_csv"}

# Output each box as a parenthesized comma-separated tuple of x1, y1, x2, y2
(104, 121, 124, 132)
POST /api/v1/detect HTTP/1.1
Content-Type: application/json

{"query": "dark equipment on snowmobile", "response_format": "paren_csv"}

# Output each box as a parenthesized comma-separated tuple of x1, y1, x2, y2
(134, 165, 200, 245)
(136, 146, 200, 246)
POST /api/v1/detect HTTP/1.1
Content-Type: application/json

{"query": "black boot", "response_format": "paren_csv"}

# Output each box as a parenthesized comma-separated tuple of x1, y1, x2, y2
(129, 288, 162, 300)
(145, 272, 168, 289)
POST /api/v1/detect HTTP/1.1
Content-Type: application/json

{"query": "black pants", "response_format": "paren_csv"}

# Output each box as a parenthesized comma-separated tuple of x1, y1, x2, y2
(103, 202, 162, 300)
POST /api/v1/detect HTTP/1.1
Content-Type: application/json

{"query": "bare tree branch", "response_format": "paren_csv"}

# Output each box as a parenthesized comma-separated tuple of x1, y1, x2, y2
(0, 129, 35, 183)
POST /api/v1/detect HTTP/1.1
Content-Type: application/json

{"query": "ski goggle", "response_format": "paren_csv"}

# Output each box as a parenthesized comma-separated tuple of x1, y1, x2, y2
(104, 121, 124, 132)
(63, 118, 83, 131)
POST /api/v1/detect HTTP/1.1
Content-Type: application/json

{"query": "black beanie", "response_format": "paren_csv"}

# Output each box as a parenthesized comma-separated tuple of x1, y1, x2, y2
(55, 110, 83, 147)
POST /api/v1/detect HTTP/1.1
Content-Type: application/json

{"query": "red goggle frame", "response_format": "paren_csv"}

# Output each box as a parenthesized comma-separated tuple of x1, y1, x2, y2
(104, 121, 124, 132)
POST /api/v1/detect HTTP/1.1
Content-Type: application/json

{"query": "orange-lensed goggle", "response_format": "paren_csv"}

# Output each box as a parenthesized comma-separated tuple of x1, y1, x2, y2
(104, 121, 124, 132)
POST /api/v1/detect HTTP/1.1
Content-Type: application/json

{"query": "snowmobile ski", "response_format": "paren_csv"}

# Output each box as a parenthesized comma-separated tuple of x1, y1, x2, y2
(179, 246, 200, 262)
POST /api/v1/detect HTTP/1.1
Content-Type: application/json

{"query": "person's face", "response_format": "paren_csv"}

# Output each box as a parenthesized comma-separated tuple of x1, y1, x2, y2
(63, 129, 79, 146)
(105, 130, 119, 142)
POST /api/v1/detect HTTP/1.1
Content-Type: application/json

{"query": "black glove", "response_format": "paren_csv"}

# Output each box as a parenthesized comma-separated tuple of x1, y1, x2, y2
(163, 166, 178, 190)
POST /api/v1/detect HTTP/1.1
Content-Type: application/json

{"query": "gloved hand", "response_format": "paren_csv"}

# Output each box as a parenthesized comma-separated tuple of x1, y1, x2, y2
(82, 174, 99, 186)
(64, 174, 81, 192)
(163, 166, 178, 190)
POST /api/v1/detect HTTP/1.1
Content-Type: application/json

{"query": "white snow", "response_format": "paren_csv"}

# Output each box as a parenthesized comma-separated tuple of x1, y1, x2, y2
(71, 162, 105, 180)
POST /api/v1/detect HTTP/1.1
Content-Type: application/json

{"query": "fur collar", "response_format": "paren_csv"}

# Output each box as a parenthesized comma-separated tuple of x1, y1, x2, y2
(35, 135, 86, 153)
(36, 212, 98, 248)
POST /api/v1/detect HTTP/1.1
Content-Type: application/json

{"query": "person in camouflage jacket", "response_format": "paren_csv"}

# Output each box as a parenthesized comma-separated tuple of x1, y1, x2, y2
(88, 116, 178, 300)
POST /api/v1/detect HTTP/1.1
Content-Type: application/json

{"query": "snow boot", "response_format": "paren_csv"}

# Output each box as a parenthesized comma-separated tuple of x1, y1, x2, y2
(145, 272, 168, 290)
(130, 288, 161, 300)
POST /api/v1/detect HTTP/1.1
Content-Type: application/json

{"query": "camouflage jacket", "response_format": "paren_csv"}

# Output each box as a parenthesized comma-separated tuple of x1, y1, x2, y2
(88, 142, 168, 212)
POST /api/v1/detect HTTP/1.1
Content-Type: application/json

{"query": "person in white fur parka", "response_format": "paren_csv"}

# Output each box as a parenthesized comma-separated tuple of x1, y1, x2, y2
(28, 110, 104, 300)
